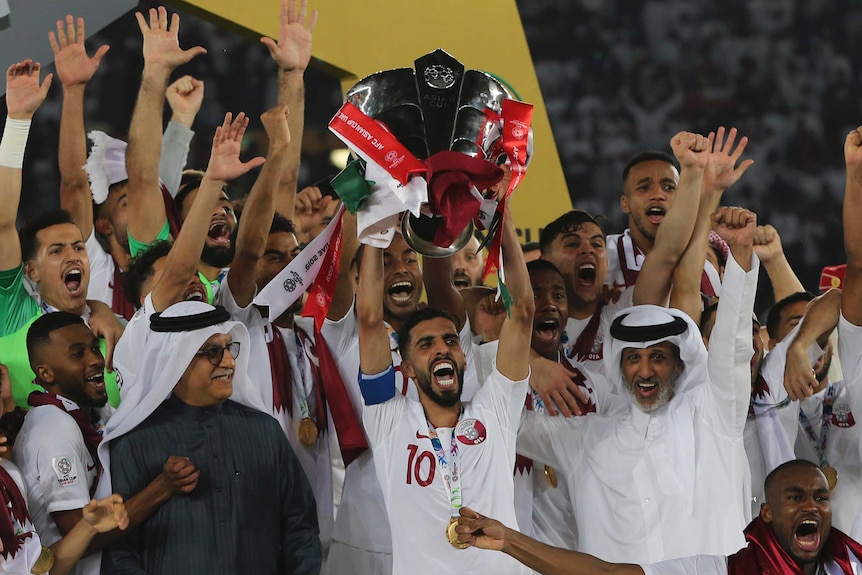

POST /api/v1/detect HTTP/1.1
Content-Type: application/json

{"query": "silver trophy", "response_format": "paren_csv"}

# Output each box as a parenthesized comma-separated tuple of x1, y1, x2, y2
(345, 49, 512, 256)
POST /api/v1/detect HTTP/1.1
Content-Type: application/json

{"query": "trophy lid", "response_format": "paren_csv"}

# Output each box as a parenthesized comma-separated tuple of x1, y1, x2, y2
(344, 49, 512, 160)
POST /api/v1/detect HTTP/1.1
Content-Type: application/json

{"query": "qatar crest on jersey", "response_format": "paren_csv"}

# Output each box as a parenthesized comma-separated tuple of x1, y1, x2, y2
(455, 418, 487, 445)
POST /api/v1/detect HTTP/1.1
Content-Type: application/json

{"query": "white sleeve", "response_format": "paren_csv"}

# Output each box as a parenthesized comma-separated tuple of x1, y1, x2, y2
(84, 230, 114, 308)
(516, 410, 587, 468)
(322, 299, 359, 360)
(159, 121, 194, 197)
(704, 252, 760, 437)
(361, 368, 406, 448)
(470, 366, 529, 435)
(641, 555, 728, 575)
(33, 416, 94, 513)
(217, 272, 259, 325)
(836, 313, 862, 418)
(753, 324, 813, 462)
(839, 313, 862, 389)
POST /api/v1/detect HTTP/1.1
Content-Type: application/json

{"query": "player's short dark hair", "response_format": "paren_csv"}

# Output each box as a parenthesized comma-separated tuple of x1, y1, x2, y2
(19, 210, 78, 263)
(397, 307, 460, 360)
(527, 258, 563, 278)
(539, 210, 603, 255)
(27, 311, 85, 366)
(766, 292, 815, 340)
(174, 170, 206, 214)
(622, 151, 680, 183)
(270, 212, 296, 235)
(123, 240, 173, 308)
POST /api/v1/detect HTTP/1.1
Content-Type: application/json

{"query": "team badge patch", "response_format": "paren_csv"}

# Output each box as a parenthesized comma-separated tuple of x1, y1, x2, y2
(52, 456, 79, 487)
(588, 334, 604, 361)
(455, 418, 487, 445)
(832, 403, 856, 428)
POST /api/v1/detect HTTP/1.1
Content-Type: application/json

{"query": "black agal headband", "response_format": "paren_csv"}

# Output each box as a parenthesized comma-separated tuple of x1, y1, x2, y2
(610, 313, 688, 342)
(150, 306, 231, 333)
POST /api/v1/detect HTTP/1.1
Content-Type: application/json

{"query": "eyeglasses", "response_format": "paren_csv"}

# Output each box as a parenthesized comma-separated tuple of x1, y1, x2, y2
(194, 341, 241, 366)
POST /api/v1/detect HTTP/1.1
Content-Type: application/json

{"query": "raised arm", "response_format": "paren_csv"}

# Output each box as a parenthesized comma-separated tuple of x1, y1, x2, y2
(160, 74, 203, 196)
(783, 288, 841, 400)
(495, 203, 535, 381)
(126, 6, 205, 246)
(0, 60, 52, 271)
(357, 245, 392, 375)
(669, 127, 753, 322)
(455, 508, 642, 575)
(424, 255, 466, 328)
(151, 113, 264, 311)
(52, 15, 109, 239)
(227, 105, 291, 307)
(326, 209, 357, 321)
(260, 0, 317, 223)
(753, 224, 804, 303)
(843, 126, 862, 324)
(633, 131, 707, 306)
(706, 206, 758, 436)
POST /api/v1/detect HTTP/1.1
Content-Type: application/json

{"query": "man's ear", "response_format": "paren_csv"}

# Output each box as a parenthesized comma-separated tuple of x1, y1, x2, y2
(401, 359, 416, 379)
(619, 194, 631, 215)
(94, 217, 114, 238)
(760, 502, 773, 523)
(23, 261, 40, 283)
(34, 364, 55, 385)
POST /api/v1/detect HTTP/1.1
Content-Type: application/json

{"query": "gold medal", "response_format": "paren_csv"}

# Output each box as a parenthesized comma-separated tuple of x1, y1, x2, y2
(822, 464, 838, 490)
(544, 465, 558, 488)
(30, 545, 54, 574)
(447, 516, 469, 549)
(298, 417, 319, 446)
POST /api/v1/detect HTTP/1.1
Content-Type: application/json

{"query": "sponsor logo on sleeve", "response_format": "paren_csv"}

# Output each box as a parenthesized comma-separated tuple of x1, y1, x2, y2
(52, 456, 79, 487)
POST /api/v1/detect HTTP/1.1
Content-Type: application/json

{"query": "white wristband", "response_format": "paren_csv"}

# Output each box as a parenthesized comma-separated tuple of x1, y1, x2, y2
(0, 117, 32, 168)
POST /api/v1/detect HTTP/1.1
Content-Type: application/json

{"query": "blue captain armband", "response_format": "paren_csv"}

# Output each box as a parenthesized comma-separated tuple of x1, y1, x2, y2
(359, 365, 396, 405)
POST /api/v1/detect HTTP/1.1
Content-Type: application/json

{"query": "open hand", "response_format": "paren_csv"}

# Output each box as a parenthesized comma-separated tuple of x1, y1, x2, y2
(260, 0, 318, 73)
(205, 112, 266, 182)
(702, 126, 754, 192)
(135, 6, 206, 71)
(49, 15, 109, 88)
(5, 60, 52, 120)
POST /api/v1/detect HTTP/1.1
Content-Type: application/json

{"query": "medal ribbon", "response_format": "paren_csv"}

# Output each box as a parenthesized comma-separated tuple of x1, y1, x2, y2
(798, 383, 837, 469)
(294, 328, 328, 432)
(427, 420, 462, 518)
(266, 324, 293, 416)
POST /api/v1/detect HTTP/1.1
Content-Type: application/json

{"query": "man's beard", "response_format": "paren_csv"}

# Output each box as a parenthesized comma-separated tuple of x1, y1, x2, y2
(201, 234, 237, 268)
(415, 364, 464, 408)
(628, 367, 680, 413)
